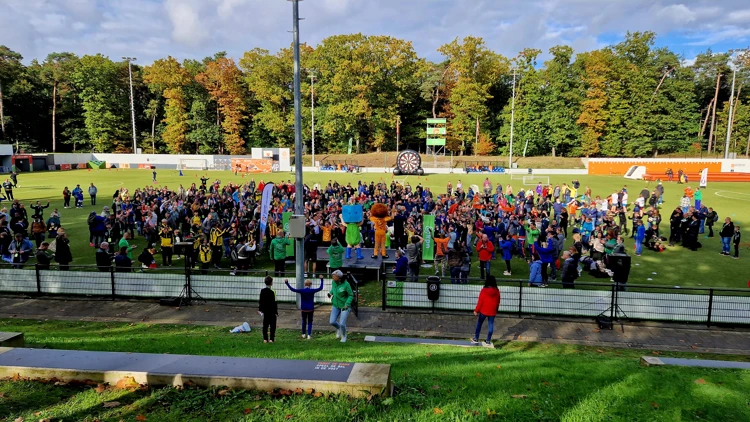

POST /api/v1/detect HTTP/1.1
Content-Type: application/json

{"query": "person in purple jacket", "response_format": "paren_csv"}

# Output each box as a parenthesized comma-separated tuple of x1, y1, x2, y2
(286, 277, 324, 339)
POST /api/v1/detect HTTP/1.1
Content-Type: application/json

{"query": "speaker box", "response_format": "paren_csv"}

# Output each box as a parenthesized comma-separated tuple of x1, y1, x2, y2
(596, 316, 613, 330)
(608, 253, 631, 284)
(160, 297, 181, 307)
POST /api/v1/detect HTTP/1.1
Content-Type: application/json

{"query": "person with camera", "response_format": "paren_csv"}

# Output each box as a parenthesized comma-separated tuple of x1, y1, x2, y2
(328, 270, 353, 343)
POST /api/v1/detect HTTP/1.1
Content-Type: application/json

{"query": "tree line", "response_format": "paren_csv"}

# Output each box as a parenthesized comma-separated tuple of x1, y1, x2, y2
(0, 31, 748, 157)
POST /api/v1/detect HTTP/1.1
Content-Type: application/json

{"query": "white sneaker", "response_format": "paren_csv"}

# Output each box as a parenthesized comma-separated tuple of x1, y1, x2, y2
(503, 271, 510, 276)
(302, 334, 307, 339)
(340, 336, 347, 343)
(335, 329, 341, 339)
(307, 334, 312, 339)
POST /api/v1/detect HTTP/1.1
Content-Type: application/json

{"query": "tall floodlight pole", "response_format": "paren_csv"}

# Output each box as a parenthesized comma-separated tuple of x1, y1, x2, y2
(291, 0, 305, 305)
(724, 68, 736, 159)
(122, 57, 138, 153)
(508, 66, 516, 169)
(396, 115, 400, 153)
(310, 73, 316, 167)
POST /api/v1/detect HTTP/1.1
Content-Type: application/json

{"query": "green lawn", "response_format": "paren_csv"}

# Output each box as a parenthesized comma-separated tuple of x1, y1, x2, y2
(0, 319, 748, 421)
(5, 168, 750, 289)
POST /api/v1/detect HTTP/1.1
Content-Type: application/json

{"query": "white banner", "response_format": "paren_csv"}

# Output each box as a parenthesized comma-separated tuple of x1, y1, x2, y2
(699, 168, 708, 188)
(258, 182, 275, 249)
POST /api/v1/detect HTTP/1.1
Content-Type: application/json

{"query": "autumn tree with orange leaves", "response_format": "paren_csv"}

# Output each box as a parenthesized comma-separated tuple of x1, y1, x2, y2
(196, 58, 247, 155)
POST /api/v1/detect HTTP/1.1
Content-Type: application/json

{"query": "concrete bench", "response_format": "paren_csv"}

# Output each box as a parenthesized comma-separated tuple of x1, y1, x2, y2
(0, 333, 24, 347)
(0, 348, 391, 397)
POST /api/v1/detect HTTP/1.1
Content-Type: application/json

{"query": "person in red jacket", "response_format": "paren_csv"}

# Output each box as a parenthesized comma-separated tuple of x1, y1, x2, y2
(476, 233, 495, 280)
(472, 275, 500, 346)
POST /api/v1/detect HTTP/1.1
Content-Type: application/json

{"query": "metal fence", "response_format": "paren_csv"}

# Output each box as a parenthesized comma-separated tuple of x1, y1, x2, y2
(382, 275, 750, 327)
(0, 265, 360, 316)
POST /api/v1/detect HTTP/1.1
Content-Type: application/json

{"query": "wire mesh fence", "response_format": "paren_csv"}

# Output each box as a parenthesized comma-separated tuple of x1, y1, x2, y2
(382, 275, 750, 326)
(0, 265, 359, 314)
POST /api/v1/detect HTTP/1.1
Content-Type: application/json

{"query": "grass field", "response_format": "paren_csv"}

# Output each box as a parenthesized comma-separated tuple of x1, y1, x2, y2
(0, 319, 748, 421)
(5, 168, 750, 290)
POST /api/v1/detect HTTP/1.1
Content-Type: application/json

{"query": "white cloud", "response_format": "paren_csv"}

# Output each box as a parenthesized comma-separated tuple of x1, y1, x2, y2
(165, 0, 209, 47)
(1, 0, 749, 65)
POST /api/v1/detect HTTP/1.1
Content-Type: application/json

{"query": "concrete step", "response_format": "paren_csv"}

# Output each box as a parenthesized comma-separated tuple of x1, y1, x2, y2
(0, 333, 24, 347)
(0, 348, 391, 397)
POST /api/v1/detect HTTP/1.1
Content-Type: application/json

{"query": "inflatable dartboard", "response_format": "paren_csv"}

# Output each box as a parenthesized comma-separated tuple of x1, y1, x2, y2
(394, 149, 423, 175)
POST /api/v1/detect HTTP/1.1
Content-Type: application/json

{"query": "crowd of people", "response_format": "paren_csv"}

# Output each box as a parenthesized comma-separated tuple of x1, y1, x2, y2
(0, 172, 741, 285)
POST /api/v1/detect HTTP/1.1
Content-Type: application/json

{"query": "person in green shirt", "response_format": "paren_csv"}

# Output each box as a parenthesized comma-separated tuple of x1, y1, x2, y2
(269, 230, 291, 277)
(327, 238, 345, 272)
(525, 222, 540, 256)
(118, 232, 138, 259)
(328, 270, 354, 343)
(694, 187, 703, 209)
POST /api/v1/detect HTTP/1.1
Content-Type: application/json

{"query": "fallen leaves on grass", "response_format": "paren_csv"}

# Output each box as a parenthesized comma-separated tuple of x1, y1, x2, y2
(651, 351, 660, 355)
(426, 353, 432, 357)
(596, 349, 605, 353)
(496, 365, 502, 369)
(433, 408, 444, 415)
(475, 372, 482, 378)
(95, 384, 107, 394)
(114, 376, 139, 390)
(103, 401, 121, 408)
(217, 389, 230, 396)
(285, 415, 293, 420)
(313, 392, 323, 398)
(511, 395, 528, 399)
(695, 378, 706, 385)
(432, 385, 440, 390)
(243, 408, 252, 415)
(135, 415, 147, 422)
(650, 402, 659, 409)
(13, 418, 24, 422)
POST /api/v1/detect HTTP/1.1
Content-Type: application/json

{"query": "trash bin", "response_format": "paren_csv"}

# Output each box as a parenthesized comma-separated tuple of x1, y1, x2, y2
(427, 276, 440, 301)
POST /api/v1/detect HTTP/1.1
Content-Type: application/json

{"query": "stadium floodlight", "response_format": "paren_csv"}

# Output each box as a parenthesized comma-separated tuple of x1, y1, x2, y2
(122, 57, 138, 153)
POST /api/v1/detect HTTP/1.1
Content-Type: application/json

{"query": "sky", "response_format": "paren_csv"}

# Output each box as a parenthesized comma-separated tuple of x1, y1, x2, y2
(2, 0, 750, 65)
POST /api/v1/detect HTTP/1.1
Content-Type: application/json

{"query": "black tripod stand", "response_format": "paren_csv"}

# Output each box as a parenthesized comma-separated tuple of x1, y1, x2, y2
(175, 242, 205, 307)
(598, 281, 628, 332)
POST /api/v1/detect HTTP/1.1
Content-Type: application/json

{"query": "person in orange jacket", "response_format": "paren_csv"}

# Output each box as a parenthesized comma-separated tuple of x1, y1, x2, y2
(471, 275, 500, 346)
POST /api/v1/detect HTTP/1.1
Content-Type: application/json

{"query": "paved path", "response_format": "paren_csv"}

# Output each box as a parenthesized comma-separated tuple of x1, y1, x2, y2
(0, 297, 749, 355)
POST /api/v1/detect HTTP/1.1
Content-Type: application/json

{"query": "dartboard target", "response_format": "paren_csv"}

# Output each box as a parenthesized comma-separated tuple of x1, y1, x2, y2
(396, 150, 422, 174)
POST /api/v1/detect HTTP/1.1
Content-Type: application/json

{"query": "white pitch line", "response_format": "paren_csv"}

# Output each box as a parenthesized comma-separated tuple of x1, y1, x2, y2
(714, 190, 750, 201)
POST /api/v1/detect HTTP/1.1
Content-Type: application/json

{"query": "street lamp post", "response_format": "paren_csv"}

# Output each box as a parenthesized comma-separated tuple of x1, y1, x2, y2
(508, 66, 517, 169)
(724, 68, 736, 159)
(122, 57, 138, 153)
(310, 73, 316, 167)
(290, 0, 305, 303)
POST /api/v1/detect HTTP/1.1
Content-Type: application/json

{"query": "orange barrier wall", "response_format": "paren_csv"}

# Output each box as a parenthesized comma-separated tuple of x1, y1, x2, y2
(588, 160, 722, 175)
(60, 164, 71, 170)
(230, 158, 273, 173)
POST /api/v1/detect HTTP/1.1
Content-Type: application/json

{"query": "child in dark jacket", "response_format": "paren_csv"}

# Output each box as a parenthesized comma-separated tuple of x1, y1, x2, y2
(258, 276, 278, 343)
(733, 226, 741, 259)
(286, 277, 324, 339)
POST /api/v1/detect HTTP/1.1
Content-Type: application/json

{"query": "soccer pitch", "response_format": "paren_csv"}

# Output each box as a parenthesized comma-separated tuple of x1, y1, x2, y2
(5, 168, 749, 289)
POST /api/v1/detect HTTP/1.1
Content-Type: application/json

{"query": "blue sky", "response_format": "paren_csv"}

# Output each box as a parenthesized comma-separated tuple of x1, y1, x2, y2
(2, 0, 749, 65)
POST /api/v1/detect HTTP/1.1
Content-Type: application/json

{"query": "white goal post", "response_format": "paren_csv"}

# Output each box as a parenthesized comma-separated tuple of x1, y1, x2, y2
(510, 173, 525, 180)
(177, 158, 209, 170)
(523, 176, 550, 186)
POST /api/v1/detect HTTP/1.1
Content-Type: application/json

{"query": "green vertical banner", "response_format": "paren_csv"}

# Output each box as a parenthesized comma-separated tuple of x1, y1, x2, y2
(282, 212, 294, 256)
(422, 214, 435, 262)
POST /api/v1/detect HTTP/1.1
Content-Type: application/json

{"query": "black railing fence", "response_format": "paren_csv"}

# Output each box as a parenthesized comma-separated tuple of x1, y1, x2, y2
(382, 275, 750, 327)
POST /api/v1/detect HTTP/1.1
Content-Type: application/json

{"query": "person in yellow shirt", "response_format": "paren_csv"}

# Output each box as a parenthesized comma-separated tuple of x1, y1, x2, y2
(197, 237, 212, 274)
(210, 225, 227, 269)
(159, 224, 175, 266)
(321, 222, 332, 246)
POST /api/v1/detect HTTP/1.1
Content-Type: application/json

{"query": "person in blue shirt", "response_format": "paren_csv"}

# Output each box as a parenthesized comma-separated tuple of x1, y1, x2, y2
(634, 220, 646, 256)
(528, 253, 543, 287)
(286, 277, 325, 339)
(499, 234, 514, 276)
(535, 235, 556, 286)
(393, 249, 408, 281)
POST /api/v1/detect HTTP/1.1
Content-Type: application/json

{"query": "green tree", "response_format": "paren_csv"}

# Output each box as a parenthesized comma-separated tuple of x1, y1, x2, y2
(144, 57, 192, 153)
(71, 54, 131, 152)
(196, 57, 248, 155)
(40, 52, 79, 152)
(540, 46, 581, 157)
(438, 36, 508, 154)
(0, 46, 24, 140)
